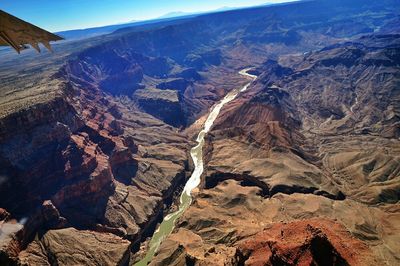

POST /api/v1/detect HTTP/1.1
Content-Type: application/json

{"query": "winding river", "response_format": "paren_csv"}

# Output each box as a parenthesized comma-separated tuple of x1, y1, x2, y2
(135, 68, 257, 266)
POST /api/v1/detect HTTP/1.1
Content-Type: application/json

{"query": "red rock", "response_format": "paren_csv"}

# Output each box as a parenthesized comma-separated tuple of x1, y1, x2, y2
(237, 219, 378, 266)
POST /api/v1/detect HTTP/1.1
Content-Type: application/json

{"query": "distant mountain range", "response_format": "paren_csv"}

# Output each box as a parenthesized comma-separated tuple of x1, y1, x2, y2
(156, 7, 236, 19)
(56, 13, 198, 40)
(55, 2, 287, 40)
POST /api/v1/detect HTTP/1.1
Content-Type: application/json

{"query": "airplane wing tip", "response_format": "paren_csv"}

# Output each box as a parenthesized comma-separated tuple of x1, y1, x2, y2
(0, 10, 66, 54)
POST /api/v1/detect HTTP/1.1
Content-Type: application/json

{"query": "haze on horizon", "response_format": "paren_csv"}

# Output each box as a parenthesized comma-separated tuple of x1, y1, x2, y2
(0, 0, 297, 32)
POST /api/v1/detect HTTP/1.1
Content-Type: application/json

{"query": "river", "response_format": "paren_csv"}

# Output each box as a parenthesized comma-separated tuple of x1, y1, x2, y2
(134, 68, 257, 266)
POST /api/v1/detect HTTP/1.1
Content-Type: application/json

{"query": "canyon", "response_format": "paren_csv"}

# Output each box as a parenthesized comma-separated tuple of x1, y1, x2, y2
(0, 0, 399, 265)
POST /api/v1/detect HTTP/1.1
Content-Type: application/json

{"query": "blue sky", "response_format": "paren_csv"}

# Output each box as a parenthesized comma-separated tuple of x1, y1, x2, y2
(0, 0, 295, 32)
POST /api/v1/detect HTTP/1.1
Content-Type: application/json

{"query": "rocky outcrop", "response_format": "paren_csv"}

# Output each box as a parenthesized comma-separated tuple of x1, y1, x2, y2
(0, 96, 84, 215)
(237, 219, 377, 265)
(204, 171, 345, 200)
(212, 83, 301, 148)
(184, 49, 222, 70)
(18, 228, 131, 266)
(156, 78, 191, 92)
(173, 68, 202, 81)
(134, 88, 185, 127)
(59, 48, 144, 96)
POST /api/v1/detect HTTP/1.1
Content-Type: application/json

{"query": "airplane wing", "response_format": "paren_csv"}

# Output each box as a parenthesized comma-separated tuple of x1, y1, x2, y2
(0, 9, 63, 53)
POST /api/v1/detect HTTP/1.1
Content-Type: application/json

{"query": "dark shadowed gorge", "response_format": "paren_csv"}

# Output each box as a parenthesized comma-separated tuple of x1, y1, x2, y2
(0, 0, 400, 265)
